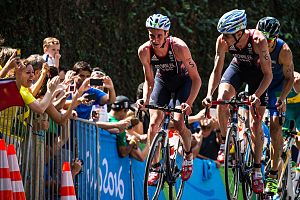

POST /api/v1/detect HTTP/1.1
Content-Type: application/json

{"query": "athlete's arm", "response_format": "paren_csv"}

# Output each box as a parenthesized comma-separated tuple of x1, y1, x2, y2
(253, 31, 273, 98)
(138, 43, 154, 105)
(173, 38, 201, 106)
(278, 43, 294, 101)
(207, 36, 227, 98)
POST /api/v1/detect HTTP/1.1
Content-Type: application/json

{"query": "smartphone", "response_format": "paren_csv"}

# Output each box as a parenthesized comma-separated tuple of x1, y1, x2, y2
(85, 93, 97, 101)
(90, 79, 103, 86)
(69, 84, 76, 92)
(16, 49, 21, 58)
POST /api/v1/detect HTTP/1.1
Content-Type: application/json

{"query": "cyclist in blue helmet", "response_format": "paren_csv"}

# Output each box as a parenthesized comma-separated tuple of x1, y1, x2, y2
(137, 13, 201, 184)
(202, 9, 273, 194)
(257, 16, 295, 196)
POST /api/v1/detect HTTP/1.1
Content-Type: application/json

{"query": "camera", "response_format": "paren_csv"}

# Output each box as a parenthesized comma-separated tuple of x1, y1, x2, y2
(90, 79, 103, 86)
(69, 85, 75, 92)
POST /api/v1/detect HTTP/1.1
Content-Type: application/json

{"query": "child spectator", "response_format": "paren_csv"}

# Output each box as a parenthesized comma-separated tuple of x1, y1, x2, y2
(42, 37, 61, 69)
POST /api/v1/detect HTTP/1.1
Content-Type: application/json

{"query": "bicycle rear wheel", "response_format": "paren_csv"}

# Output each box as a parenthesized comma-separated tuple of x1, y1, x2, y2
(168, 138, 185, 200)
(224, 126, 240, 200)
(144, 131, 167, 200)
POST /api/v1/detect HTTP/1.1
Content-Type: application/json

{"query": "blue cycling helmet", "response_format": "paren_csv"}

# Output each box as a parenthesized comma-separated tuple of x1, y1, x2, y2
(146, 14, 171, 31)
(256, 17, 280, 38)
(217, 9, 247, 34)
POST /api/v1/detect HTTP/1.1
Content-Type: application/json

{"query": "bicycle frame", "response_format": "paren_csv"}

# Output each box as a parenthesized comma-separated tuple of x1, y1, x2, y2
(143, 105, 185, 200)
(278, 133, 295, 199)
(207, 96, 256, 200)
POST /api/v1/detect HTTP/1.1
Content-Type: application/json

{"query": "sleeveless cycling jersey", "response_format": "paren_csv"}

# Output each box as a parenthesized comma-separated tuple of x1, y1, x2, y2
(287, 89, 300, 104)
(269, 38, 285, 89)
(149, 36, 188, 78)
(228, 30, 259, 66)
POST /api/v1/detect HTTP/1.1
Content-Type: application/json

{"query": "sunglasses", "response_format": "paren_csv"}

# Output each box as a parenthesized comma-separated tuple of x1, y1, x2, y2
(267, 37, 276, 43)
(261, 31, 276, 43)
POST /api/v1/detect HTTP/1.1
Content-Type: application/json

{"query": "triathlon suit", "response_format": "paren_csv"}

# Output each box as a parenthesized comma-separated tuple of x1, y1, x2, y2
(149, 36, 192, 107)
(284, 90, 300, 131)
(267, 38, 285, 116)
(220, 29, 267, 105)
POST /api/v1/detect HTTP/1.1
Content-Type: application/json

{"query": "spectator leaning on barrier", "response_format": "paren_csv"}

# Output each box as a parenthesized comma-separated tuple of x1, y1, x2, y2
(97, 95, 149, 161)
(69, 61, 116, 119)
(26, 54, 50, 97)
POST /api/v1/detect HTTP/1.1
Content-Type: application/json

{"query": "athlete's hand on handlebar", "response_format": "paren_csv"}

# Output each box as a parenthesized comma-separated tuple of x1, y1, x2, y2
(275, 99, 286, 112)
(181, 102, 192, 116)
(136, 99, 146, 109)
(202, 96, 212, 107)
(249, 94, 261, 106)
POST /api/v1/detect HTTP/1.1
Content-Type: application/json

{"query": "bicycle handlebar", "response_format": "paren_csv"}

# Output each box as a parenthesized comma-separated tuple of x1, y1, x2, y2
(204, 99, 261, 119)
(144, 104, 189, 128)
(145, 105, 183, 113)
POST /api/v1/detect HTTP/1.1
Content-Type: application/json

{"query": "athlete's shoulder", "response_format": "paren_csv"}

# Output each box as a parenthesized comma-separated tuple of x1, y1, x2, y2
(252, 29, 266, 45)
(279, 42, 293, 62)
(138, 41, 151, 57)
(171, 36, 188, 49)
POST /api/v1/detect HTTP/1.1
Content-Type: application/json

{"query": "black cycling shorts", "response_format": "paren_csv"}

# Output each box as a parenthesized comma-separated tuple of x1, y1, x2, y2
(149, 74, 192, 107)
(220, 60, 267, 106)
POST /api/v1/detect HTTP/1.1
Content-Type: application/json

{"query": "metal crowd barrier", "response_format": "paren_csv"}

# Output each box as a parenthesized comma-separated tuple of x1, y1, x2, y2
(0, 106, 133, 200)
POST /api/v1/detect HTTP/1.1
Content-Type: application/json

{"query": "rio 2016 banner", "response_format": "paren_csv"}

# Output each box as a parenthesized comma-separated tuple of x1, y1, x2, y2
(75, 121, 132, 200)
(74, 120, 226, 200)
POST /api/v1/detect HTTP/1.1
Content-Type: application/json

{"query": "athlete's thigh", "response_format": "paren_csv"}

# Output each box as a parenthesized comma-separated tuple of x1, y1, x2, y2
(170, 76, 192, 107)
(218, 82, 236, 100)
(149, 76, 171, 107)
(267, 89, 280, 117)
(219, 61, 242, 99)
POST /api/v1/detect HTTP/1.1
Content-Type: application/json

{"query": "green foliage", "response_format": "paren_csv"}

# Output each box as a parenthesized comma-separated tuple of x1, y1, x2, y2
(1, 0, 300, 111)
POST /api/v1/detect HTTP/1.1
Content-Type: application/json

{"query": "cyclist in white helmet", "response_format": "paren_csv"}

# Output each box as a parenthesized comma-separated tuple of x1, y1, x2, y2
(202, 9, 272, 193)
(137, 14, 201, 184)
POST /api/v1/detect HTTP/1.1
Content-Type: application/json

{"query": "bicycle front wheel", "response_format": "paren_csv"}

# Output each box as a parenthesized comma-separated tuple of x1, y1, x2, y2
(144, 131, 167, 200)
(241, 130, 255, 199)
(224, 126, 240, 200)
(168, 139, 185, 200)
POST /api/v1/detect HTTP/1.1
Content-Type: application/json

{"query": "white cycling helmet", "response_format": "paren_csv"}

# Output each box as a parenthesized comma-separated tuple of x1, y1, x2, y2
(217, 9, 247, 34)
(146, 14, 171, 31)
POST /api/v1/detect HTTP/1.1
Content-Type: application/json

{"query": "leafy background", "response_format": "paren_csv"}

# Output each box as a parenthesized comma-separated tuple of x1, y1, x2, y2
(1, 0, 299, 111)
